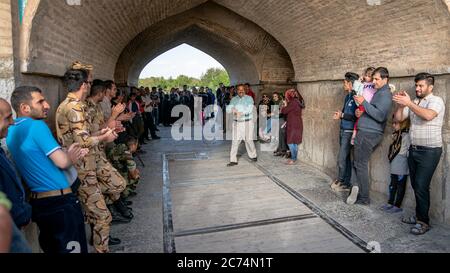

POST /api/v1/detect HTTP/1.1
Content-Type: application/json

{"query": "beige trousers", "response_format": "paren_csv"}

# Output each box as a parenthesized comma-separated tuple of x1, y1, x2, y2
(230, 120, 257, 163)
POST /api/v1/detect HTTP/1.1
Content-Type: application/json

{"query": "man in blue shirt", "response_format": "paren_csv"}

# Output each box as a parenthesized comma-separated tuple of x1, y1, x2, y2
(226, 84, 257, 166)
(6, 86, 88, 253)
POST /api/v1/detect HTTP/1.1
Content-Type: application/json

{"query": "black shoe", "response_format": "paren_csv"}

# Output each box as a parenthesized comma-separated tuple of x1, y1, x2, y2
(128, 191, 137, 197)
(123, 200, 133, 206)
(152, 135, 161, 140)
(108, 205, 132, 224)
(109, 236, 121, 246)
(114, 199, 134, 219)
(145, 137, 151, 141)
(227, 162, 238, 167)
(250, 158, 258, 162)
(355, 199, 370, 206)
(155, 128, 160, 132)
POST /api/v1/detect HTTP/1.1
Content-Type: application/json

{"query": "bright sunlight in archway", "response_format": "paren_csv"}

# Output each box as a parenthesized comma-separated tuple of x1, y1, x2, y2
(139, 43, 230, 89)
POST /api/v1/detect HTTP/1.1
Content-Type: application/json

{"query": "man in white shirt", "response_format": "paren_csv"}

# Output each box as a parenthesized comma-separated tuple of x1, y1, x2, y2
(393, 72, 445, 235)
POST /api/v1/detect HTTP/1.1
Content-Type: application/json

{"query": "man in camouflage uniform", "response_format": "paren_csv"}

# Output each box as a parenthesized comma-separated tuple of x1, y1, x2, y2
(85, 82, 132, 220)
(56, 67, 119, 253)
(106, 137, 140, 199)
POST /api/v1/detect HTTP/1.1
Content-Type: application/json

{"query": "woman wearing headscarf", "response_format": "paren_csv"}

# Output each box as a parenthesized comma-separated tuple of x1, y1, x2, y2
(281, 89, 304, 165)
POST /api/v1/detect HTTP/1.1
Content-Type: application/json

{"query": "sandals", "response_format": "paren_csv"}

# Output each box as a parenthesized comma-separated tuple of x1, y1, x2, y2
(284, 160, 297, 165)
(402, 216, 417, 225)
(330, 180, 341, 190)
(411, 223, 430, 235)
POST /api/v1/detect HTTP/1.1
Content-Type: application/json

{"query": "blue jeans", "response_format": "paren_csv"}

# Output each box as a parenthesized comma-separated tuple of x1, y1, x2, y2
(338, 130, 353, 187)
(288, 144, 298, 161)
(265, 118, 272, 134)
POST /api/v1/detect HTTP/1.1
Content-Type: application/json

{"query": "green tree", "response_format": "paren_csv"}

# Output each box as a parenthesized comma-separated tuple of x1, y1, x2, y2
(200, 68, 230, 89)
(138, 68, 230, 91)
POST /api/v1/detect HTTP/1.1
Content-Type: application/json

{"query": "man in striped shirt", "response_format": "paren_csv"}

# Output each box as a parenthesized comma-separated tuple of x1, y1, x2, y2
(393, 72, 445, 235)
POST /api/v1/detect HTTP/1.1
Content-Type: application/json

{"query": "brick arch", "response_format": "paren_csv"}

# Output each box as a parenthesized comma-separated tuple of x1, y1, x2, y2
(20, 0, 209, 78)
(115, 1, 295, 90)
(123, 26, 260, 87)
(443, 0, 450, 14)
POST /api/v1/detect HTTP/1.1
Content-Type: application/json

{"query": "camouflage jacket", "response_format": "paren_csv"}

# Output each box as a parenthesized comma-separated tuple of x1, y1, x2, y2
(56, 92, 99, 150)
(85, 99, 105, 135)
(106, 144, 137, 174)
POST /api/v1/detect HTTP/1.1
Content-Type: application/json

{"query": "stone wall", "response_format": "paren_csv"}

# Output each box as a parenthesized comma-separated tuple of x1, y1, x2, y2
(116, 2, 295, 89)
(4, 0, 450, 225)
(0, 0, 14, 101)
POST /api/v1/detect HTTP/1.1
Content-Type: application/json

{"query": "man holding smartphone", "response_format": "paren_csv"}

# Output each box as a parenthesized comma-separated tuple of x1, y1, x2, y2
(331, 72, 359, 192)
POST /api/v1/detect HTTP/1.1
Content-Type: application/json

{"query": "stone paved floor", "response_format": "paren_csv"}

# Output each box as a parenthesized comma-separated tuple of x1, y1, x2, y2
(110, 126, 450, 253)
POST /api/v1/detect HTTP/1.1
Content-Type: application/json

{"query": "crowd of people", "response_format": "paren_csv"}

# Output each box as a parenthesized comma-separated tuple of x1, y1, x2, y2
(0, 62, 159, 253)
(0, 61, 446, 253)
(331, 67, 444, 236)
(224, 66, 445, 236)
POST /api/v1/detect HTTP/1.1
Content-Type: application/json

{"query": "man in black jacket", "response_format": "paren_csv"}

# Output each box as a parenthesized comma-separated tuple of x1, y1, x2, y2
(0, 98, 32, 230)
(331, 72, 359, 192)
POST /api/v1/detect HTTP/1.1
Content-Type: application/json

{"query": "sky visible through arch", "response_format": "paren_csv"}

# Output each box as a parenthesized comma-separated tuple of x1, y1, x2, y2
(139, 44, 226, 79)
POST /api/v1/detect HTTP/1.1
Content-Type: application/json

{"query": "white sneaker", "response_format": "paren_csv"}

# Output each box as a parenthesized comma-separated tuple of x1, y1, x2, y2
(346, 186, 359, 204)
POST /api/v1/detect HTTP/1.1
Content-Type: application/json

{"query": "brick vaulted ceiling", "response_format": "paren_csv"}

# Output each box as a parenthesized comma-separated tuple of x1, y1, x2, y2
(21, 0, 450, 83)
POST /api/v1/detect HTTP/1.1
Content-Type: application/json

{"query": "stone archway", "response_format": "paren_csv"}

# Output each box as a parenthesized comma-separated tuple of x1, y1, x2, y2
(115, 2, 296, 96)
(119, 25, 260, 87)
(8, 0, 450, 225)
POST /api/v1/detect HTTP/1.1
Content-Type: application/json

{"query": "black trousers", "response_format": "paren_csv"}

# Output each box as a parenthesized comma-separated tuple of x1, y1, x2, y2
(388, 174, 408, 208)
(275, 118, 288, 153)
(30, 193, 88, 253)
(408, 146, 442, 225)
(145, 112, 157, 138)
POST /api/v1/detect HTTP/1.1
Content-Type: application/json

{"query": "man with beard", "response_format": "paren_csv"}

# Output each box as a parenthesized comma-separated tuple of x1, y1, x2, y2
(6, 87, 89, 253)
(393, 73, 445, 235)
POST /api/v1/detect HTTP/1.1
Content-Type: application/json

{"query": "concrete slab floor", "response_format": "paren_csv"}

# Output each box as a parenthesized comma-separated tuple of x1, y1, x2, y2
(110, 127, 450, 253)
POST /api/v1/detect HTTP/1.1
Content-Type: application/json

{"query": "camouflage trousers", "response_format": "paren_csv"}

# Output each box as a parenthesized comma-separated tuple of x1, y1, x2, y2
(120, 173, 139, 198)
(97, 151, 127, 205)
(76, 154, 127, 253)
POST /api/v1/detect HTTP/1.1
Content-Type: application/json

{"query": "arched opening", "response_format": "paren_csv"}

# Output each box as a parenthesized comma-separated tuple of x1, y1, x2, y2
(9, 0, 450, 230)
(138, 43, 231, 89)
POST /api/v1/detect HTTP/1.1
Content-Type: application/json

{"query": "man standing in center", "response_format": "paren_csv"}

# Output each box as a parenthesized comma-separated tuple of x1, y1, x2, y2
(226, 84, 257, 166)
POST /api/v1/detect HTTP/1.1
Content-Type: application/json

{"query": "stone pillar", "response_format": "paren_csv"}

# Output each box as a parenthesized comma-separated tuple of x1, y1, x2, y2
(0, 0, 15, 101)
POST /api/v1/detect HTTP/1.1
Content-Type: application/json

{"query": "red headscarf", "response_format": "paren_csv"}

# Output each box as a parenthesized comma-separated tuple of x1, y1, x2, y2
(285, 89, 297, 102)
